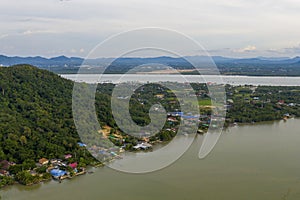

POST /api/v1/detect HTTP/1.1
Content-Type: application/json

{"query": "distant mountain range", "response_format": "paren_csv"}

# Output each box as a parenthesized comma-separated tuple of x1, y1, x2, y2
(1, 55, 300, 76)
(0, 55, 84, 67)
(1, 54, 300, 67)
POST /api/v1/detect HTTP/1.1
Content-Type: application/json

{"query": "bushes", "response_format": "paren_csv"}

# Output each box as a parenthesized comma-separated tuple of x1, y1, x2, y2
(0, 176, 14, 188)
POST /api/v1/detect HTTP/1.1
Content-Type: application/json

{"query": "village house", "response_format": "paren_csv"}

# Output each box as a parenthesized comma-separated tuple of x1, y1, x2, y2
(0, 160, 15, 176)
(133, 142, 152, 150)
(167, 117, 178, 122)
(155, 94, 164, 99)
(50, 159, 59, 164)
(39, 158, 49, 165)
(0, 169, 9, 176)
(277, 100, 285, 105)
(64, 154, 72, 159)
(69, 162, 78, 169)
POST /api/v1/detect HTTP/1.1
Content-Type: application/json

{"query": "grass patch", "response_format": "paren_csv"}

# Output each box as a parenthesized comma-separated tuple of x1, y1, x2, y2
(198, 99, 212, 106)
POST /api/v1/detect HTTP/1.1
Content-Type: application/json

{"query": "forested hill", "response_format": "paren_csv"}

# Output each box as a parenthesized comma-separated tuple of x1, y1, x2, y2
(0, 65, 86, 163)
(1, 65, 300, 166)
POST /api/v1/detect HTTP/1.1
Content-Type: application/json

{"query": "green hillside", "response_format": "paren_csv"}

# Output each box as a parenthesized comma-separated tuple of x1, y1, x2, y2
(0, 65, 89, 163)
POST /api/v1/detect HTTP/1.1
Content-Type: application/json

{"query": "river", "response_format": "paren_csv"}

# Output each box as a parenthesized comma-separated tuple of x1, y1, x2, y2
(61, 74, 300, 86)
(2, 119, 300, 200)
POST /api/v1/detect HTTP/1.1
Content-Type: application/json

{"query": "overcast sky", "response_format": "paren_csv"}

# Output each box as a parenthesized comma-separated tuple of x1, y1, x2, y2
(1, 0, 300, 58)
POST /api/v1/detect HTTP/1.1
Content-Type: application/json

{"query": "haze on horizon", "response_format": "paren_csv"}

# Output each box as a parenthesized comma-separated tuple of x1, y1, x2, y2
(1, 0, 300, 58)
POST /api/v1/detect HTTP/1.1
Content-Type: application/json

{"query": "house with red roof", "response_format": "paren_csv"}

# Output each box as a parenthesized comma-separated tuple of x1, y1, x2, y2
(69, 162, 78, 169)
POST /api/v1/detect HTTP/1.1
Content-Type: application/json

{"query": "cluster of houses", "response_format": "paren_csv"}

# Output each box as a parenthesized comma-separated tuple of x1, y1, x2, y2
(88, 146, 124, 161)
(38, 154, 86, 180)
(277, 100, 298, 107)
(167, 111, 214, 132)
(1, 152, 87, 185)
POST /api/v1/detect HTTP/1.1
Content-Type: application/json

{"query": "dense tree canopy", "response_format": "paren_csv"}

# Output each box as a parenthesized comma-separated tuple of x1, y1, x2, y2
(0, 65, 89, 163)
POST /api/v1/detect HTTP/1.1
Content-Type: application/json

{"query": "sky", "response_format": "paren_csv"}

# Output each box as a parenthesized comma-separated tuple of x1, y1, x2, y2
(1, 0, 300, 58)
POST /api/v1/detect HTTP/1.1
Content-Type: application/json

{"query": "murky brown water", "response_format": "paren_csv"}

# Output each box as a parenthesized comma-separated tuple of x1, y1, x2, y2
(2, 119, 300, 200)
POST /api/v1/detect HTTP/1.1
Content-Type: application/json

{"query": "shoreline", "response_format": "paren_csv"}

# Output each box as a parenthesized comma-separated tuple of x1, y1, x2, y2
(1, 117, 294, 190)
(59, 72, 300, 77)
(0, 116, 299, 191)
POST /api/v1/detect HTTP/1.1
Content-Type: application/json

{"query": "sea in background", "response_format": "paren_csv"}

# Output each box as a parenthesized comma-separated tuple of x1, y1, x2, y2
(2, 119, 300, 200)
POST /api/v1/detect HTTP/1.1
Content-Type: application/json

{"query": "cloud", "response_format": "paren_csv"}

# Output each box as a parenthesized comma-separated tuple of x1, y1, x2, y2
(22, 30, 60, 35)
(70, 48, 85, 54)
(1, 0, 300, 57)
(234, 45, 257, 53)
(0, 34, 9, 39)
(206, 44, 300, 58)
